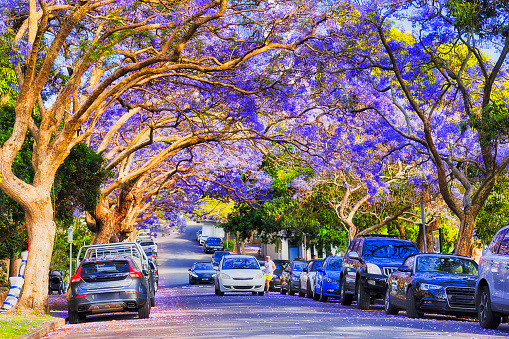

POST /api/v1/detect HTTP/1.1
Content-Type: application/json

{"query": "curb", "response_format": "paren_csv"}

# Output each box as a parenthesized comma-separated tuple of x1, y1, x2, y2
(16, 317, 66, 339)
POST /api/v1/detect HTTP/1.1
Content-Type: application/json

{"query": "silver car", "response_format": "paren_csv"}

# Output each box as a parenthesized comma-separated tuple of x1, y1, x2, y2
(476, 224, 509, 329)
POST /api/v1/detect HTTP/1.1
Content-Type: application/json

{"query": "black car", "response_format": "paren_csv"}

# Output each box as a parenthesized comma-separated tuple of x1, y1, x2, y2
(212, 251, 230, 266)
(385, 253, 478, 318)
(268, 260, 290, 291)
(203, 237, 224, 253)
(189, 262, 216, 284)
(280, 260, 308, 295)
(340, 235, 419, 310)
(67, 256, 151, 323)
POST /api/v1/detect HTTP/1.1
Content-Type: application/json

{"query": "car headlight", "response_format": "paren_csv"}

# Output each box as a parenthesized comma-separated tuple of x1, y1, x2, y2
(326, 277, 338, 283)
(255, 273, 263, 279)
(420, 283, 445, 292)
(191, 273, 198, 278)
(212, 274, 216, 278)
(221, 273, 231, 279)
(272, 274, 279, 279)
(366, 263, 382, 275)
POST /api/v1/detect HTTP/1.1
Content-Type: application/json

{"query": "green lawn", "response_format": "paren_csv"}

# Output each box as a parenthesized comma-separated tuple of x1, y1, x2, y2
(0, 312, 54, 338)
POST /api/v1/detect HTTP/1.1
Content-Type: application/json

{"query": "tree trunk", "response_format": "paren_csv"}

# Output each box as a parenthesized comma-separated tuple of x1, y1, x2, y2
(89, 202, 116, 244)
(17, 195, 55, 312)
(395, 223, 406, 238)
(454, 207, 475, 256)
(9, 254, 18, 277)
(416, 222, 434, 253)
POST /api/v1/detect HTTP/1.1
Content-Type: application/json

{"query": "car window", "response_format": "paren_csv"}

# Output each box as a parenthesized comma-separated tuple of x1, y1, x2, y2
(274, 261, 289, 270)
(350, 239, 361, 254)
(207, 238, 222, 243)
(81, 261, 130, 277)
(490, 228, 509, 254)
(140, 242, 154, 246)
(362, 240, 418, 259)
(416, 256, 478, 275)
(292, 261, 308, 271)
(497, 232, 509, 255)
(400, 256, 415, 270)
(222, 257, 260, 270)
(325, 258, 342, 271)
(194, 263, 214, 270)
(311, 260, 323, 271)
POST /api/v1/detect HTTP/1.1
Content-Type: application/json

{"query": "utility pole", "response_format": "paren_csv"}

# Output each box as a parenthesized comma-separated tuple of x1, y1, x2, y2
(420, 200, 427, 252)
(68, 226, 74, 285)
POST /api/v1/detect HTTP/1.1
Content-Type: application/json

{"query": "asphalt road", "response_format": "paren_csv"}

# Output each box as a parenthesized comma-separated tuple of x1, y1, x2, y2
(45, 223, 509, 339)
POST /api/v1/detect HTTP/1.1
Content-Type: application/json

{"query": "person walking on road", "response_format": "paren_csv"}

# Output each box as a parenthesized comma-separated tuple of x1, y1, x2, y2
(263, 255, 276, 293)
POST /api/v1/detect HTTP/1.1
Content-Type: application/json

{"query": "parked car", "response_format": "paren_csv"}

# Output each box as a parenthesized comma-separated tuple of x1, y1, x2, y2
(199, 234, 209, 245)
(196, 229, 202, 242)
(313, 256, 342, 302)
(476, 224, 509, 329)
(189, 262, 216, 284)
(340, 235, 419, 310)
(139, 239, 158, 256)
(385, 253, 478, 318)
(269, 260, 290, 292)
(299, 259, 323, 298)
(67, 256, 151, 323)
(203, 237, 224, 253)
(215, 255, 264, 295)
(280, 260, 308, 295)
(143, 249, 157, 266)
(148, 258, 158, 291)
(212, 251, 230, 266)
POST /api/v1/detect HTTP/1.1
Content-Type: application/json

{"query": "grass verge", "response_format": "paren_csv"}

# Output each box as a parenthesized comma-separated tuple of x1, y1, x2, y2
(0, 311, 54, 338)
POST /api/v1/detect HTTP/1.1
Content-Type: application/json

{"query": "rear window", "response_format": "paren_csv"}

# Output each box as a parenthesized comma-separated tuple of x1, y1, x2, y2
(81, 261, 130, 277)
(214, 251, 229, 257)
(141, 242, 155, 246)
(222, 257, 259, 270)
(207, 238, 222, 243)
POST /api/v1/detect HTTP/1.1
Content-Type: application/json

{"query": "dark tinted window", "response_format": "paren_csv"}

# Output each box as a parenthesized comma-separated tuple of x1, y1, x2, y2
(194, 263, 214, 270)
(416, 256, 478, 275)
(222, 257, 259, 270)
(400, 256, 415, 270)
(498, 233, 509, 255)
(274, 261, 289, 270)
(140, 241, 155, 246)
(490, 228, 509, 254)
(351, 239, 361, 254)
(310, 260, 323, 271)
(81, 261, 130, 277)
(363, 240, 418, 259)
(325, 258, 342, 271)
(292, 261, 308, 271)
(207, 238, 222, 243)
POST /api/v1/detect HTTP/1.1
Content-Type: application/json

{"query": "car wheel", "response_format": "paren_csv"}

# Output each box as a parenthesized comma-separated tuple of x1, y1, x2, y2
(306, 281, 313, 299)
(340, 276, 353, 305)
(405, 287, 422, 319)
(258, 291, 264, 296)
(138, 300, 150, 319)
(299, 286, 306, 297)
(288, 285, 295, 296)
(478, 286, 501, 329)
(150, 296, 155, 307)
(280, 284, 287, 295)
(319, 283, 328, 302)
(384, 286, 399, 315)
(312, 284, 320, 300)
(68, 309, 81, 324)
(214, 284, 219, 295)
(189, 278, 195, 285)
(356, 280, 370, 310)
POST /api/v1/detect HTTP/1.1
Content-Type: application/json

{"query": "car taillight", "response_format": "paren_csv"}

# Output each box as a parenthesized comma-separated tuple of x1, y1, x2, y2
(71, 267, 82, 283)
(129, 262, 143, 279)
(155, 270, 158, 275)
(126, 290, 137, 294)
(76, 294, 87, 298)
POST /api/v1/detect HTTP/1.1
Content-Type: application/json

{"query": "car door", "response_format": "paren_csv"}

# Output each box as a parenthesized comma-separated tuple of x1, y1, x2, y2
(397, 256, 415, 306)
(495, 232, 509, 311)
(344, 239, 361, 292)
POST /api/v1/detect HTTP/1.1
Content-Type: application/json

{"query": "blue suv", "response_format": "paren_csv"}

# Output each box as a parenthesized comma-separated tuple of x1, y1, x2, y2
(340, 235, 419, 310)
(313, 256, 343, 302)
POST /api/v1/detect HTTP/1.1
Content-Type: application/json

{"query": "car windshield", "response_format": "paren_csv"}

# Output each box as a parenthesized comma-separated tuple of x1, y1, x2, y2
(222, 257, 259, 270)
(274, 261, 289, 270)
(207, 238, 222, 243)
(325, 258, 342, 271)
(81, 261, 130, 277)
(214, 252, 228, 258)
(416, 256, 478, 275)
(292, 261, 308, 271)
(194, 263, 214, 270)
(363, 240, 418, 259)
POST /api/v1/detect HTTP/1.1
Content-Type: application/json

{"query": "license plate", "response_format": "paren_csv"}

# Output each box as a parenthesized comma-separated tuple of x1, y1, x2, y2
(202, 278, 209, 280)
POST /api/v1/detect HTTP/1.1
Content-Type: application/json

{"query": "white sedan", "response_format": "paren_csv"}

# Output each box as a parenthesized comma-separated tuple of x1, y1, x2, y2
(215, 255, 265, 296)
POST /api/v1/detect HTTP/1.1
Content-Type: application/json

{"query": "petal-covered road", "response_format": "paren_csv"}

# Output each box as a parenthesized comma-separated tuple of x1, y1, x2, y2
(44, 224, 509, 338)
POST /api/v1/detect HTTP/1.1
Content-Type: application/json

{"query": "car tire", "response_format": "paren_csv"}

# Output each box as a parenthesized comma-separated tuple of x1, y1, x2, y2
(258, 291, 264, 296)
(138, 300, 150, 319)
(68, 310, 81, 324)
(189, 278, 195, 285)
(214, 284, 219, 296)
(405, 287, 422, 319)
(319, 283, 328, 302)
(280, 284, 286, 295)
(384, 286, 399, 315)
(478, 286, 501, 329)
(299, 287, 306, 297)
(356, 280, 370, 310)
(313, 285, 320, 300)
(150, 296, 155, 307)
(340, 276, 353, 306)
(306, 281, 313, 299)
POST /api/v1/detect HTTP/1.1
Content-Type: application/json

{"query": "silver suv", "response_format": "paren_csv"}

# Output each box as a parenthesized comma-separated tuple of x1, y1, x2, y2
(476, 225, 509, 329)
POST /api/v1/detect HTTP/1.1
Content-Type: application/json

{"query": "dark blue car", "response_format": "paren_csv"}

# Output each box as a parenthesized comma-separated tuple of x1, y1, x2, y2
(313, 256, 343, 302)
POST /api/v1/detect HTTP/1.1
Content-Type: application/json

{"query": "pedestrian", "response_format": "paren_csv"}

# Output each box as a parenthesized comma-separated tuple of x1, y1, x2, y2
(263, 255, 276, 293)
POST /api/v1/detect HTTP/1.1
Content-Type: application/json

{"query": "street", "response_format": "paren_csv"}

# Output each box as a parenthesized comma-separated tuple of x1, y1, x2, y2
(44, 224, 509, 339)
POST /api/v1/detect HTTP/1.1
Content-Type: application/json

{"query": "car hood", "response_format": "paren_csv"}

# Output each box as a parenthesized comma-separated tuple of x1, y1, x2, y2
(324, 271, 341, 280)
(365, 258, 406, 268)
(414, 273, 477, 287)
(222, 269, 261, 278)
(194, 269, 216, 275)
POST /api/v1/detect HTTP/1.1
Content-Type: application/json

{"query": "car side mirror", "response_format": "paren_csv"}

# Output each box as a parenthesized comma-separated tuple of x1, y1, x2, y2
(188, 268, 191, 272)
(316, 267, 324, 272)
(398, 266, 412, 273)
(349, 252, 359, 260)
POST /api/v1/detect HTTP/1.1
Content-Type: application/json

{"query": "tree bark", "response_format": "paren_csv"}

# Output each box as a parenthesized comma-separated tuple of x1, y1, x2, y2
(9, 255, 18, 278)
(17, 195, 55, 312)
(89, 201, 116, 244)
(454, 206, 475, 256)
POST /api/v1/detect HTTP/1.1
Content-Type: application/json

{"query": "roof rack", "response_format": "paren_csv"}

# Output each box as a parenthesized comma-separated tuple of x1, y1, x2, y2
(357, 234, 407, 240)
